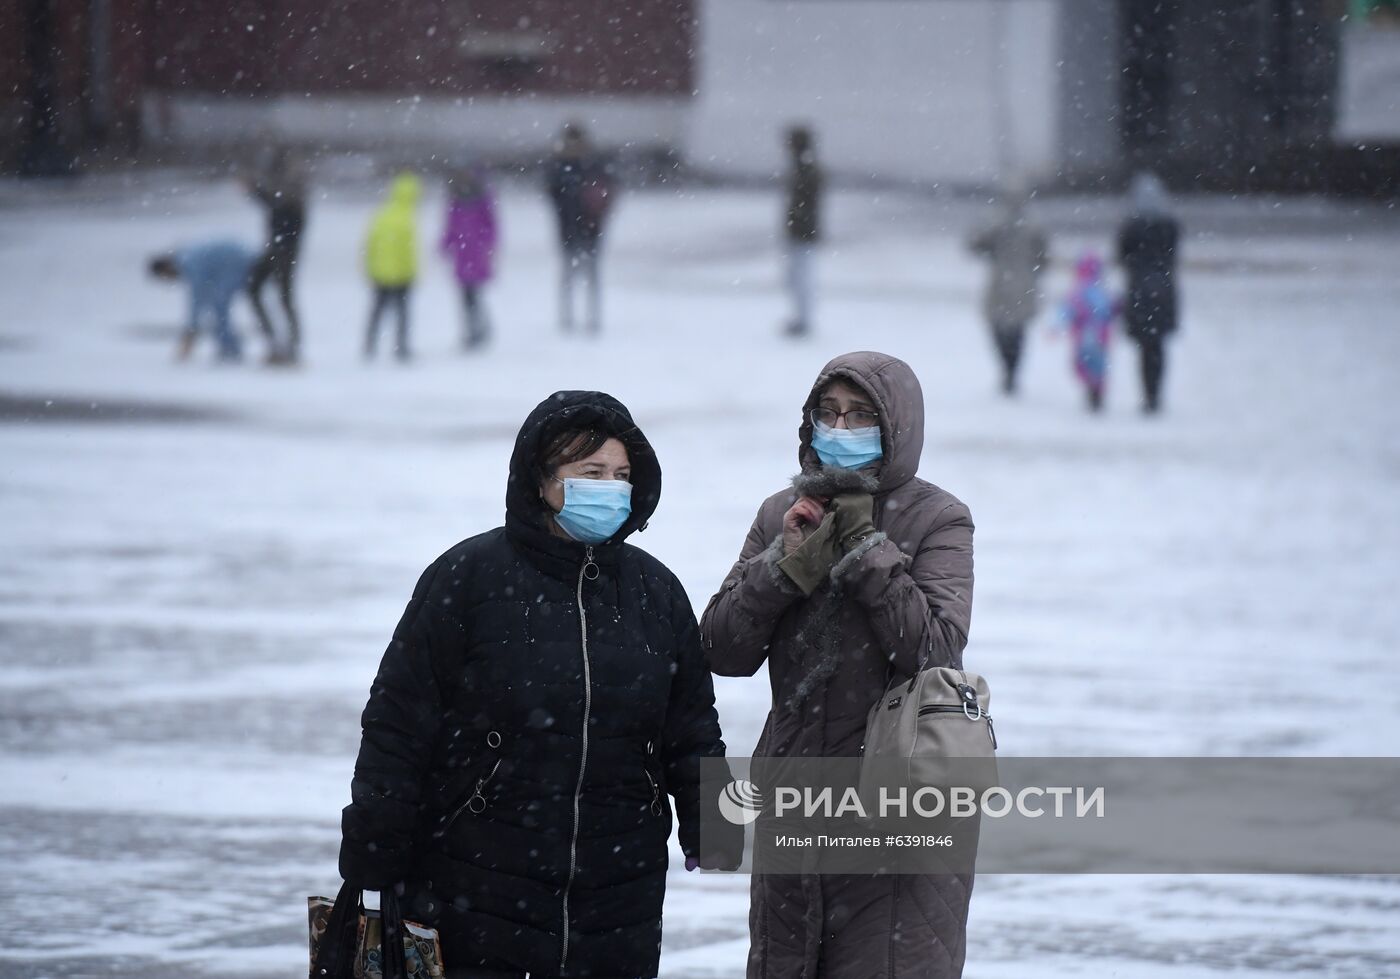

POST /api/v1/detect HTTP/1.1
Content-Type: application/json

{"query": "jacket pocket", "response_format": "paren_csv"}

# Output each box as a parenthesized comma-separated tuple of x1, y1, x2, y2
(433, 730, 506, 838)
(642, 740, 663, 817)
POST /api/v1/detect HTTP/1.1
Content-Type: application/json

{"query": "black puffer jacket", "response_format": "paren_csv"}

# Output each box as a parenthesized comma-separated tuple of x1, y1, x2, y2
(339, 391, 730, 978)
(547, 154, 612, 248)
(786, 157, 822, 243)
(1117, 214, 1179, 339)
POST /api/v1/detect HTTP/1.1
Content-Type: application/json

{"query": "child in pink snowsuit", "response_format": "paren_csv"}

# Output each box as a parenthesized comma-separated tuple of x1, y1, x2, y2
(1060, 252, 1122, 412)
(440, 168, 499, 350)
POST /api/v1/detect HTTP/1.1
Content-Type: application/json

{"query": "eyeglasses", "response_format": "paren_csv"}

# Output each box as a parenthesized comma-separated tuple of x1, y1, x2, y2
(811, 407, 879, 430)
(553, 472, 630, 484)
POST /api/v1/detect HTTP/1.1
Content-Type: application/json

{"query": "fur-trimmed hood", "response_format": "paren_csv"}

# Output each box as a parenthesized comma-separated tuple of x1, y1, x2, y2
(790, 466, 879, 499)
(796, 351, 925, 493)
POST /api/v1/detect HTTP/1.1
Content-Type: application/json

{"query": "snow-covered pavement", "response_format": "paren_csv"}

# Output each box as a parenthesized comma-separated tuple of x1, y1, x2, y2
(2, 176, 1398, 977)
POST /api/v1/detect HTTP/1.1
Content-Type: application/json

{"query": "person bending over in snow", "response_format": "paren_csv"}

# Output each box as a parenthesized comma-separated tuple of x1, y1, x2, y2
(148, 240, 258, 363)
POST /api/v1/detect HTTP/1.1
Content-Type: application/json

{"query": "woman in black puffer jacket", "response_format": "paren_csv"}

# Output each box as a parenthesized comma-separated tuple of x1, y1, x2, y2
(338, 390, 741, 978)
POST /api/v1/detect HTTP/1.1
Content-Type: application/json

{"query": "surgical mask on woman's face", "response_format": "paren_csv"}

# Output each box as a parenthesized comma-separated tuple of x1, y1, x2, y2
(552, 478, 633, 544)
(811, 420, 883, 469)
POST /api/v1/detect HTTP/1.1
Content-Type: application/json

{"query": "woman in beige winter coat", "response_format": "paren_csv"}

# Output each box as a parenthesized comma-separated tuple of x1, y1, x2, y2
(700, 350, 976, 978)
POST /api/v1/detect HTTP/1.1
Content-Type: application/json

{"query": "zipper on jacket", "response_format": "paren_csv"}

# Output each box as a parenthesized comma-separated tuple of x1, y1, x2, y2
(916, 704, 998, 749)
(561, 545, 597, 972)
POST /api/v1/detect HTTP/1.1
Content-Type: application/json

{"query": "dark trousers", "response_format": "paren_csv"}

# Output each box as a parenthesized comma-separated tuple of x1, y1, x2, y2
(365, 286, 411, 359)
(461, 284, 490, 349)
(1136, 334, 1167, 411)
(248, 245, 301, 357)
(990, 321, 1026, 394)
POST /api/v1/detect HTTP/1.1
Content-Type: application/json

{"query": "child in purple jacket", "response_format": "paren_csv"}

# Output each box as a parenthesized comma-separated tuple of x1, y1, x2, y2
(440, 168, 499, 350)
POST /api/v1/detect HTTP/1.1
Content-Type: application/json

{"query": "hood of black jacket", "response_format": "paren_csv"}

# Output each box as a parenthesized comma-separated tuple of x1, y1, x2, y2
(505, 390, 661, 549)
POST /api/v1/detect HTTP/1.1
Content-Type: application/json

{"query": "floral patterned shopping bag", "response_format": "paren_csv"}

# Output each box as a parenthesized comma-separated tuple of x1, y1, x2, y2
(308, 882, 444, 979)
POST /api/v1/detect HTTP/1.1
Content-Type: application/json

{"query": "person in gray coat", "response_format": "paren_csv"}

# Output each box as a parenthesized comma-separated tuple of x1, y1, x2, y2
(702, 350, 976, 978)
(969, 191, 1048, 395)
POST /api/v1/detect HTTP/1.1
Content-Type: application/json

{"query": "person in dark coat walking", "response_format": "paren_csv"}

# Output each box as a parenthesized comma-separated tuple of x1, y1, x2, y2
(547, 124, 613, 335)
(1117, 171, 1180, 414)
(701, 351, 976, 978)
(244, 147, 307, 365)
(783, 125, 822, 338)
(338, 390, 742, 979)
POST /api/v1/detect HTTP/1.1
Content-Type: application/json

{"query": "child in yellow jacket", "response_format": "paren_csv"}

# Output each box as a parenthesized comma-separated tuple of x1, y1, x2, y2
(364, 173, 421, 360)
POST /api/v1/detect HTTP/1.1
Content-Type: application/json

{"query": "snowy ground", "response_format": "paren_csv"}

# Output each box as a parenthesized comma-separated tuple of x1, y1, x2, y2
(2, 176, 1399, 978)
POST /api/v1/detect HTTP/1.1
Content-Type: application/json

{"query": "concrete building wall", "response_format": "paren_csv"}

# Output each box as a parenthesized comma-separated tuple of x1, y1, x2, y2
(686, 0, 1061, 186)
(1056, 0, 1121, 184)
(1337, 21, 1400, 140)
(144, 0, 1067, 181)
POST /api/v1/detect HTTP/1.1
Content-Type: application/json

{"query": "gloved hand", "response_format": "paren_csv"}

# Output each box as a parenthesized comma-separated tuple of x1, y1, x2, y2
(686, 812, 746, 872)
(685, 772, 748, 873)
(687, 837, 744, 872)
(777, 511, 841, 596)
(829, 492, 877, 553)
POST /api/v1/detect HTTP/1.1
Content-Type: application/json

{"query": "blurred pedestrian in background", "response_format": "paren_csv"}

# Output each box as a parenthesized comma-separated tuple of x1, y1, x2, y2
(782, 124, 822, 338)
(441, 165, 499, 351)
(147, 240, 258, 363)
(1117, 171, 1180, 414)
(363, 173, 421, 362)
(547, 123, 613, 335)
(969, 184, 1048, 395)
(1058, 252, 1121, 413)
(245, 147, 307, 365)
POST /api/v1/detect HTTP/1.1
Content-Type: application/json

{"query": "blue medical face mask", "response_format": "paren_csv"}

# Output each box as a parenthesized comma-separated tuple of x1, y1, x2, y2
(552, 477, 633, 544)
(811, 420, 883, 469)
